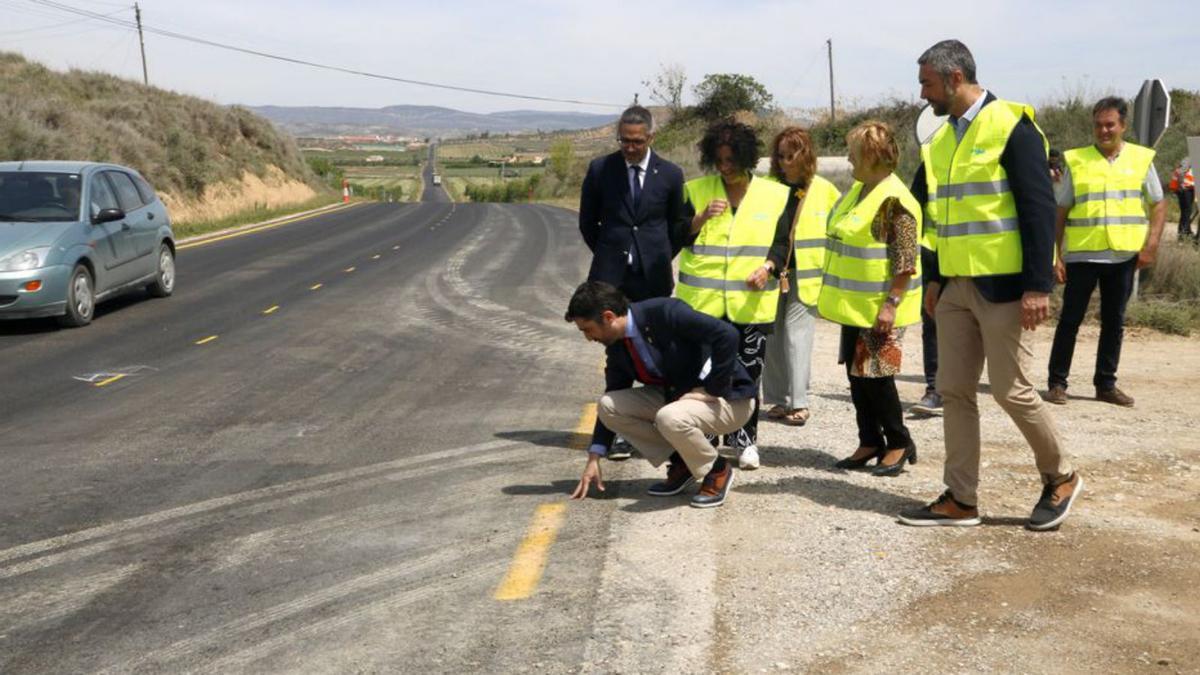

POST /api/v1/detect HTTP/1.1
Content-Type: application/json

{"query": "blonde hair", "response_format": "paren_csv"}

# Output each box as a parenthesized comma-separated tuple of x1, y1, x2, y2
(847, 120, 899, 172)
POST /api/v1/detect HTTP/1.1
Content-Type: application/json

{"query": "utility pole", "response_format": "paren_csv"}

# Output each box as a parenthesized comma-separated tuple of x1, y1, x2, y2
(826, 38, 835, 123)
(135, 3, 148, 86)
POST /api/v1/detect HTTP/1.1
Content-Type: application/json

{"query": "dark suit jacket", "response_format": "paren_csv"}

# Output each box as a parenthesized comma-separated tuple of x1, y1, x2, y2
(913, 92, 1057, 303)
(588, 298, 755, 453)
(579, 150, 685, 300)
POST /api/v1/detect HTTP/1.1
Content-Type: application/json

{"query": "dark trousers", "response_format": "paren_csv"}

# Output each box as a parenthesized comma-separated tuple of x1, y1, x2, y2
(921, 284, 938, 392)
(1048, 258, 1137, 391)
(1178, 189, 1196, 240)
(846, 360, 912, 450)
(721, 322, 767, 450)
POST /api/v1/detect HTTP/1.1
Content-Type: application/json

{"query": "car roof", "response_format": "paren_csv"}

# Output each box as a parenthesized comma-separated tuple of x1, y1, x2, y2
(0, 160, 140, 175)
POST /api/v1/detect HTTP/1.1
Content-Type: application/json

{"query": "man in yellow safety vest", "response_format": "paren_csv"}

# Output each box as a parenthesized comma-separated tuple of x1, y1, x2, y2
(1045, 97, 1167, 408)
(898, 39, 1081, 532)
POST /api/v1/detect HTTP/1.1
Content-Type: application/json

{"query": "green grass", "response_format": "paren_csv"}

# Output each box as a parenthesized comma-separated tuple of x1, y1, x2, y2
(171, 195, 345, 239)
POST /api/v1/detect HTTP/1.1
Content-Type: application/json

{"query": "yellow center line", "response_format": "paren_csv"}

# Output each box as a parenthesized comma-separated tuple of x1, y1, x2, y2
(493, 402, 595, 601)
(177, 202, 364, 251)
(195, 335, 219, 345)
(262, 305, 280, 315)
(94, 374, 127, 388)
(310, 283, 323, 291)
(344, 266, 356, 273)
(493, 503, 567, 601)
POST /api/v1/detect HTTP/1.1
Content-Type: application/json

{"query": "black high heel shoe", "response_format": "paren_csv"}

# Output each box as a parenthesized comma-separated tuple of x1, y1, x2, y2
(872, 442, 917, 477)
(834, 447, 884, 469)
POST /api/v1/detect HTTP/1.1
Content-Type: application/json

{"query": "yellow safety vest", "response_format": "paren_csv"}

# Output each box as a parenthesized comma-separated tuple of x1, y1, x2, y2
(1062, 143, 1155, 262)
(790, 175, 842, 306)
(679, 174, 790, 323)
(817, 173, 923, 328)
(922, 99, 1048, 277)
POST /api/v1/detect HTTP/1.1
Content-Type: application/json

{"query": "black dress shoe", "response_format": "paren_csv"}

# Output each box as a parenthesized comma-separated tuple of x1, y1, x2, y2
(647, 462, 695, 496)
(834, 447, 884, 469)
(872, 442, 917, 477)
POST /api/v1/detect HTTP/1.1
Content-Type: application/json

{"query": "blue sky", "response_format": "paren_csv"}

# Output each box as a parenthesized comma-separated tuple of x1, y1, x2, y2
(3, 0, 1197, 114)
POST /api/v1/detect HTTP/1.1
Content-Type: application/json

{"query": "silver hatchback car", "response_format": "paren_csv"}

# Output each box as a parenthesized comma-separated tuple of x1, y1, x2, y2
(0, 161, 176, 327)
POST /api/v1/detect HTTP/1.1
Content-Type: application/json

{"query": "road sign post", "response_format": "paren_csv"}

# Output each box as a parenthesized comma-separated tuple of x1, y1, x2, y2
(1133, 79, 1170, 147)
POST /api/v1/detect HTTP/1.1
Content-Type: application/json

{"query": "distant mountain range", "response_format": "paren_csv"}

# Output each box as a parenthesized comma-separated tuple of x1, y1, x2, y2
(246, 104, 617, 138)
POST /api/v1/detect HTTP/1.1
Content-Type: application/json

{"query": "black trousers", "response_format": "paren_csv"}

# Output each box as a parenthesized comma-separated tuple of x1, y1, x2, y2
(1048, 257, 1137, 391)
(921, 280, 938, 392)
(840, 326, 912, 450)
(846, 362, 912, 450)
(1178, 189, 1195, 240)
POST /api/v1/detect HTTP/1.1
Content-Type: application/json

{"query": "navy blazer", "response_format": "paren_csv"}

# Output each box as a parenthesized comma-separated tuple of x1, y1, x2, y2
(579, 150, 685, 300)
(588, 298, 755, 453)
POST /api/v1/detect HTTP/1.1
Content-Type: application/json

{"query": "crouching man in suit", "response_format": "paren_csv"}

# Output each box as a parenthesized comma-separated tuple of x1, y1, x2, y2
(565, 281, 754, 508)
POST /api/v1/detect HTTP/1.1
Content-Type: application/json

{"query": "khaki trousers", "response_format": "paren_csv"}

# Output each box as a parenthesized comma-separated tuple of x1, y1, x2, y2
(935, 278, 1072, 505)
(597, 387, 754, 480)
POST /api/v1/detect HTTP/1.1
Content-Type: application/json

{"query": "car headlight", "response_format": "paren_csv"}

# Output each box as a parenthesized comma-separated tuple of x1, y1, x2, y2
(0, 247, 51, 272)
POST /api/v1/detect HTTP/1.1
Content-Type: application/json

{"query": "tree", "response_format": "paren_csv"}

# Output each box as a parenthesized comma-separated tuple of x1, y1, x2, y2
(693, 73, 775, 120)
(548, 137, 574, 185)
(642, 63, 687, 113)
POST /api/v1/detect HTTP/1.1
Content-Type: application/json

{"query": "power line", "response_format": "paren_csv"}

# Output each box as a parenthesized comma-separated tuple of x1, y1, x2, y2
(0, 5, 123, 35)
(25, 0, 625, 108)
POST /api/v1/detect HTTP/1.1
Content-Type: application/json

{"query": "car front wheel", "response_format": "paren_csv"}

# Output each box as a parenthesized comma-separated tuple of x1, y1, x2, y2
(146, 243, 175, 298)
(57, 264, 95, 328)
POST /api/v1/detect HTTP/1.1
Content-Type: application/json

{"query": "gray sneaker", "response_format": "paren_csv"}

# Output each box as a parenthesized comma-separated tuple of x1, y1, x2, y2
(607, 437, 633, 461)
(911, 391, 943, 416)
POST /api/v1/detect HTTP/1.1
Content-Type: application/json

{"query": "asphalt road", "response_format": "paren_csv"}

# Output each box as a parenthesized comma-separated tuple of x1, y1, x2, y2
(0, 188, 617, 671)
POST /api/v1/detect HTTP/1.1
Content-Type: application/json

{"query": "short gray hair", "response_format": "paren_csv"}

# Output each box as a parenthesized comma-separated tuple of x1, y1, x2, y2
(918, 39, 977, 84)
(618, 105, 654, 133)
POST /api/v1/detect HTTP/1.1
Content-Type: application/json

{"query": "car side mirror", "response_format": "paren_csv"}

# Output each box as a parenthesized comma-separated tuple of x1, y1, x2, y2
(93, 208, 125, 224)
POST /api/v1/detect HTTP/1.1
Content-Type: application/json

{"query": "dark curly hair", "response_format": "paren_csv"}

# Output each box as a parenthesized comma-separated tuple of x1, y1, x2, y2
(698, 119, 760, 174)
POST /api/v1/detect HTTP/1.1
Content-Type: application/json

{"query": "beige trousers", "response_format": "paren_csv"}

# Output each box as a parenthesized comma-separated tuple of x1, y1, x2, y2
(598, 387, 754, 480)
(935, 278, 1073, 505)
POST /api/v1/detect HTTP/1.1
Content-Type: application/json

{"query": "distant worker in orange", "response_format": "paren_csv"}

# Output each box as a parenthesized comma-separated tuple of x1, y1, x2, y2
(1169, 159, 1195, 240)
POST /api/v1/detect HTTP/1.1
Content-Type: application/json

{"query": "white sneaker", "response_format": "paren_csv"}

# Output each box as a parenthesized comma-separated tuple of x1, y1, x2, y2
(739, 444, 760, 470)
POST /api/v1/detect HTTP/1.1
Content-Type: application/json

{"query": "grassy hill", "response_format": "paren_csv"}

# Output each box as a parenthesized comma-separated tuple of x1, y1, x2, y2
(0, 52, 328, 228)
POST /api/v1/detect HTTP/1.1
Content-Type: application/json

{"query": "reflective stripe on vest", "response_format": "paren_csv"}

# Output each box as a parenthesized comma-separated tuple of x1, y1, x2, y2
(1062, 143, 1154, 263)
(678, 174, 790, 323)
(791, 174, 841, 306)
(921, 99, 1047, 277)
(817, 173, 923, 328)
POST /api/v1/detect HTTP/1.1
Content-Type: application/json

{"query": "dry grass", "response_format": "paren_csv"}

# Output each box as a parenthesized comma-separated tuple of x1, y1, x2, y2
(0, 52, 326, 213)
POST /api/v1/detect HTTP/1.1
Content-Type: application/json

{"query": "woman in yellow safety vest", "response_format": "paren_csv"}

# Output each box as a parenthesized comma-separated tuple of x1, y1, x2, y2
(761, 126, 841, 427)
(680, 119, 791, 471)
(821, 121, 922, 477)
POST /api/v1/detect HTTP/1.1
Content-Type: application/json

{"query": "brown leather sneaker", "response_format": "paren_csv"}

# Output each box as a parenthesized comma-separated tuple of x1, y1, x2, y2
(1028, 472, 1084, 531)
(898, 490, 981, 527)
(1096, 387, 1134, 407)
(1044, 385, 1068, 405)
(690, 465, 735, 508)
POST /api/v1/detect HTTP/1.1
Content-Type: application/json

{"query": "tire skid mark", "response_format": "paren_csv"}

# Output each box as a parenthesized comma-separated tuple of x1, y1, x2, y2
(197, 559, 510, 674)
(0, 562, 142, 634)
(0, 439, 522, 576)
(99, 545, 504, 674)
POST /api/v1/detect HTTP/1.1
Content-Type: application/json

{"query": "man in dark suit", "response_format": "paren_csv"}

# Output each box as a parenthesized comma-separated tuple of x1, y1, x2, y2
(579, 105, 686, 302)
(564, 281, 753, 508)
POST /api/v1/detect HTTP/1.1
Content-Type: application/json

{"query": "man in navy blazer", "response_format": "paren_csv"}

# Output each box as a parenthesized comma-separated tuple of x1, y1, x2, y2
(579, 106, 685, 302)
(565, 281, 753, 508)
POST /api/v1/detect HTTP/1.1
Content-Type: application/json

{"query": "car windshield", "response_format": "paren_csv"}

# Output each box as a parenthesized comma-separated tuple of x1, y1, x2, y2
(0, 172, 83, 222)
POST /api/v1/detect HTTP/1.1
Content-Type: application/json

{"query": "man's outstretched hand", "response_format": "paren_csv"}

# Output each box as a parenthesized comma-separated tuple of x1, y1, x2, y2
(571, 454, 605, 499)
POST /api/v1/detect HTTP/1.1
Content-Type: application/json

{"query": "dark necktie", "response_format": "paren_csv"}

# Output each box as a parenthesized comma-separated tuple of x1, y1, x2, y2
(630, 165, 642, 207)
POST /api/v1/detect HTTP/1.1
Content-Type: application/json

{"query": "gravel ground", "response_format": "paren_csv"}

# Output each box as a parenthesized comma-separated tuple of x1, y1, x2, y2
(580, 319, 1199, 675)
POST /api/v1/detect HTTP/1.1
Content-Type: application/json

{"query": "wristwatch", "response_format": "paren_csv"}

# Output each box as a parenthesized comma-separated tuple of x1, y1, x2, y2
(885, 294, 902, 307)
